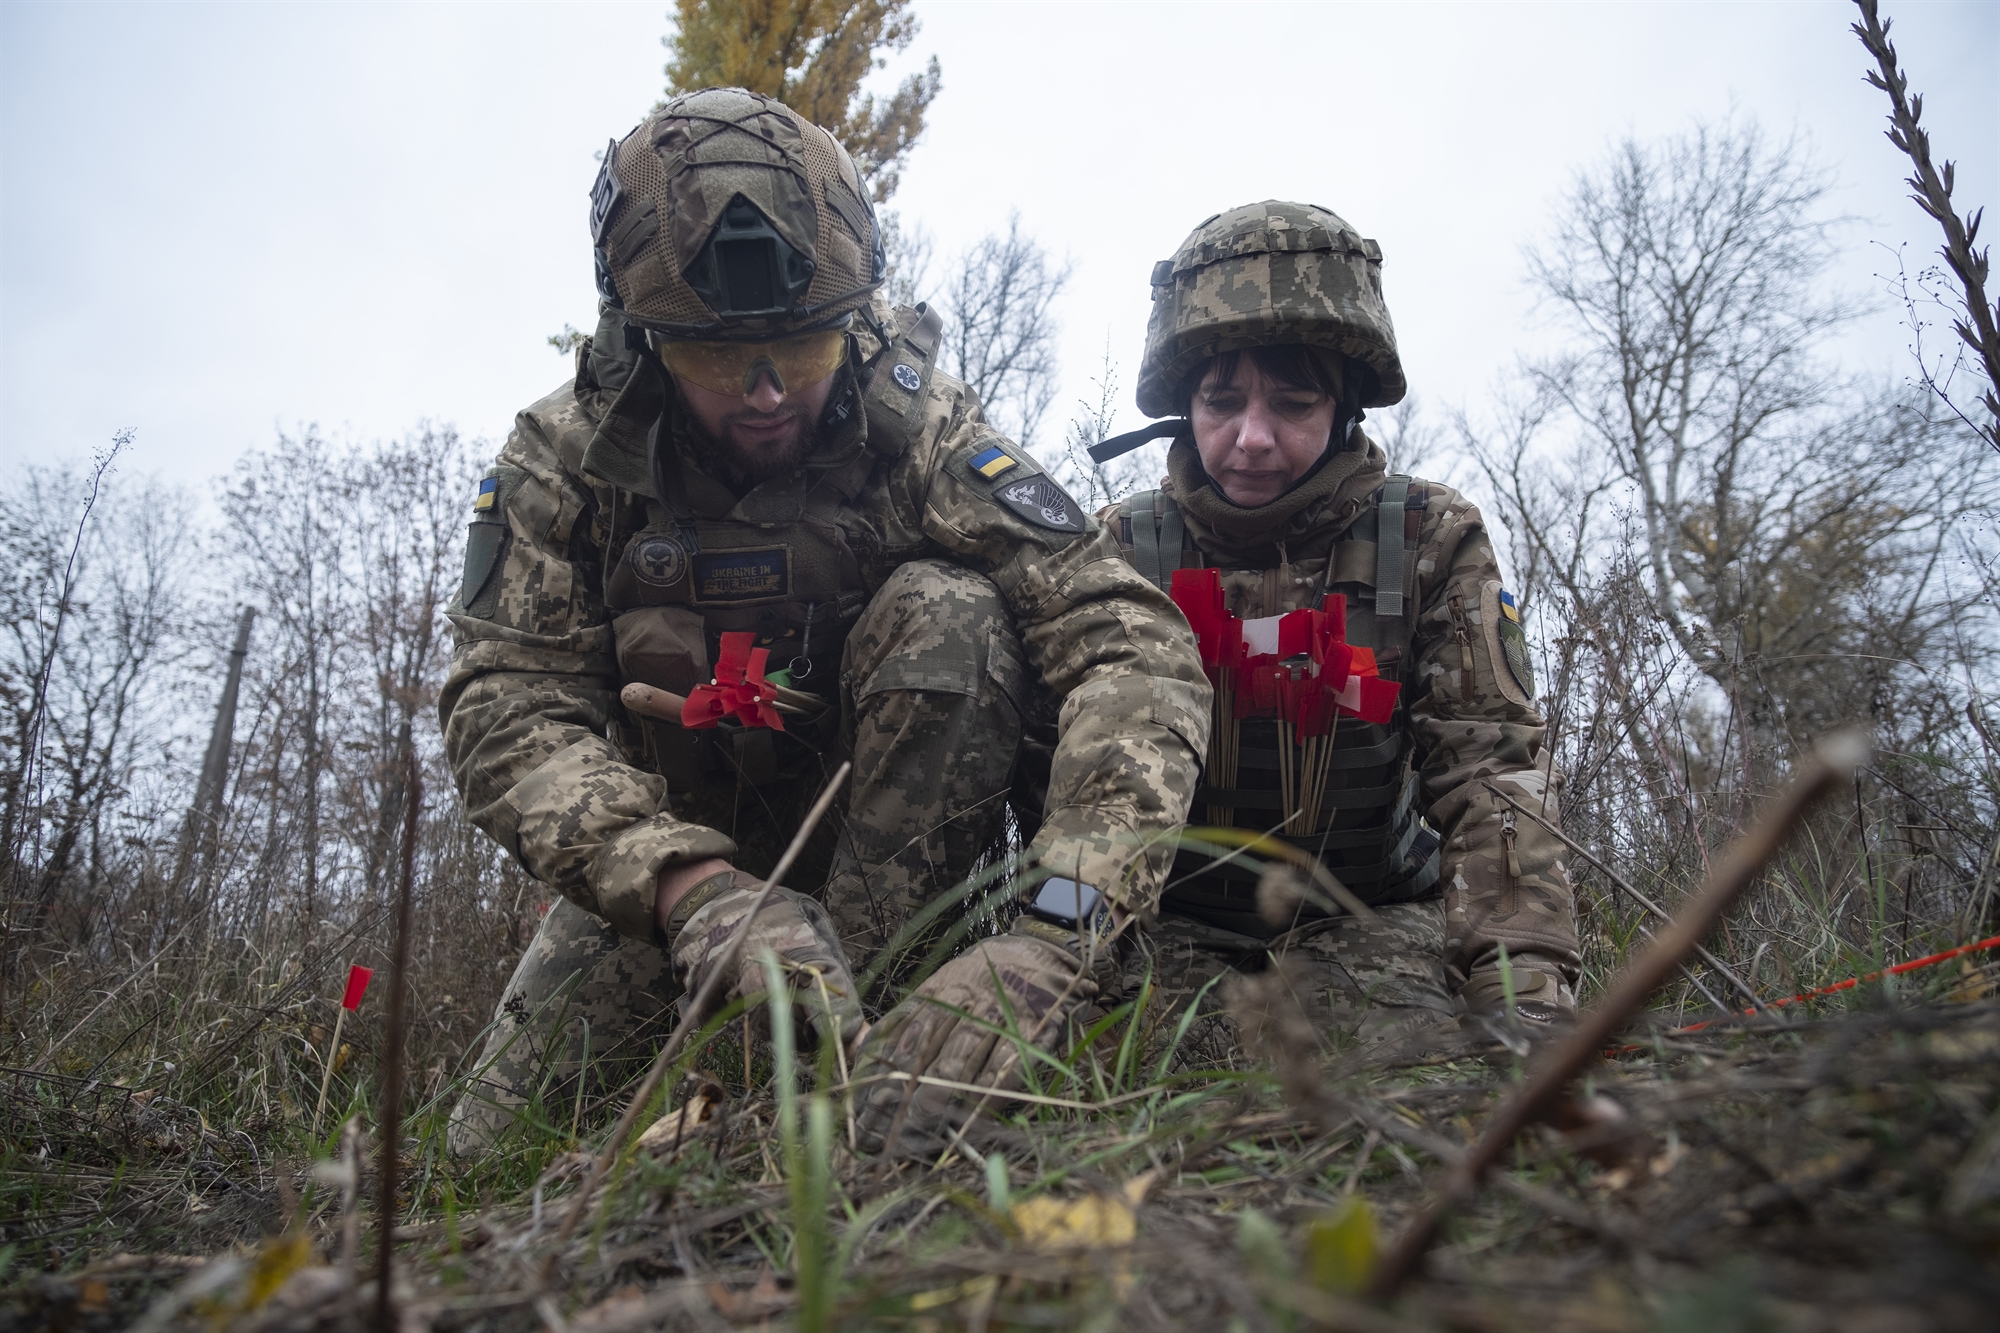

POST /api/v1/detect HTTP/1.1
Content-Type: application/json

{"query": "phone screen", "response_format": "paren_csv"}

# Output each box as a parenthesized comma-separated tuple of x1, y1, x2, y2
(1031, 877, 1101, 924)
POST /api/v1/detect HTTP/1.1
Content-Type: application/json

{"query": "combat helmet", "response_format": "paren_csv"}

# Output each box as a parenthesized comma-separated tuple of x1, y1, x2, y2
(589, 88, 885, 342)
(1134, 200, 1405, 418)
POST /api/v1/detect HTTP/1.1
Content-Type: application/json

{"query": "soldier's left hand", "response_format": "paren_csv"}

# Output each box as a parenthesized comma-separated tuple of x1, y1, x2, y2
(848, 917, 1120, 1156)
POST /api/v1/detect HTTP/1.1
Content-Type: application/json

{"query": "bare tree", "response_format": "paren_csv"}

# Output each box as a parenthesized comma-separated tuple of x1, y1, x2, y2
(878, 209, 933, 309)
(1053, 344, 1156, 511)
(222, 429, 353, 932)
(937, 213, 1071, 449)
(0, 452, 193, 956)
(1456, 116, 1995, 966)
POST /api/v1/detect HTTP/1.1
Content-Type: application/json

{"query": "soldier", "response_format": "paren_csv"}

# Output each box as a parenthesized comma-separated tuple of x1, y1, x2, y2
(1091, 201, 1581, 1057)
(441, 88, 1207, 1156)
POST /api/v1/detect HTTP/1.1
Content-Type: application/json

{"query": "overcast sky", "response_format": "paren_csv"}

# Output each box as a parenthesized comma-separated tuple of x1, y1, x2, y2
(2, 1, 1995, 490)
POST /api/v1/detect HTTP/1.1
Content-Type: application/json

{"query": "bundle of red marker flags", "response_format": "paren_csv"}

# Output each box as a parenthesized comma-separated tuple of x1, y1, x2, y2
(680, 631, 786, 731)
(1170, 567, 1399, 834)
(1169, 568, 1399, 730)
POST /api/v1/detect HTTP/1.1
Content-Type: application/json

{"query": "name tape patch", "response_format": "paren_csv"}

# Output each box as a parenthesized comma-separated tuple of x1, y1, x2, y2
(693, 548, 790, 602)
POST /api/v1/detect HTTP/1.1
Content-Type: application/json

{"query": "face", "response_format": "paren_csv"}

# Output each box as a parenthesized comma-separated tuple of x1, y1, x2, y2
(673, 365, 838, 484)
(1189, 358, 1339, 507)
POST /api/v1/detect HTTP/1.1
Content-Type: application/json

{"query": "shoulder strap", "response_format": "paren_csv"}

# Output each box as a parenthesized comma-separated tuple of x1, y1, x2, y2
(1128, 489, 1185, 593)
(860, 303, 946, 459)
(1373, 474, 1411, 619)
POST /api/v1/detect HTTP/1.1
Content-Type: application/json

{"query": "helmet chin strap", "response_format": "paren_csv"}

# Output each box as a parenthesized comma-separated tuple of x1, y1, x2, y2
(1089, 396, 1366, 466)
(1089, 418, 1184, 464)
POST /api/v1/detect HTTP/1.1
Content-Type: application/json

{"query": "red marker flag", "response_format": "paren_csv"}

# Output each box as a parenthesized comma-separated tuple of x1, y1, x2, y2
(681, 631, 787, 731)
(341, 965, 375, 1012)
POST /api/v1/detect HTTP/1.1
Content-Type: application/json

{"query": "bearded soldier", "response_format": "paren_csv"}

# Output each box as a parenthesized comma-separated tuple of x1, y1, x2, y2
(1088, 201, 1581, 1054)
(443, 89, 1205, 1155)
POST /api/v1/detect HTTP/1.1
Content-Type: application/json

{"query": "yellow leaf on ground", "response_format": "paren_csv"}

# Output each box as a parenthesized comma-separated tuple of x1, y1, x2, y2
(1009, 1171, 1155, 1251)
(1305, 1197, 1378, 1295)
(241, 1232, 313, 1311)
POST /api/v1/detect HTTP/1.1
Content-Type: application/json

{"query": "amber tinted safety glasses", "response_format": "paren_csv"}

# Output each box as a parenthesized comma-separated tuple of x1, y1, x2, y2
(653, 327, 849, 398)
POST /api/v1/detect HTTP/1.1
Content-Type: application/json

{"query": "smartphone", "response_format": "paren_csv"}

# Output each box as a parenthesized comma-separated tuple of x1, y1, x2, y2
(1027, 876, 1103, 928)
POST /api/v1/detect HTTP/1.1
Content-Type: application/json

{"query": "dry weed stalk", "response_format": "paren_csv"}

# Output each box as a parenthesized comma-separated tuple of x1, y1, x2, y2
(1368, 730, 1868, 1298)
(1853, 0, 2000, 448)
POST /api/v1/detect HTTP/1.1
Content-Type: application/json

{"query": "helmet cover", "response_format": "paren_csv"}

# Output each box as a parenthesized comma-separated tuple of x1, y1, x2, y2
(590, 87, 885, 341)
(1135, 200, 1406, 416)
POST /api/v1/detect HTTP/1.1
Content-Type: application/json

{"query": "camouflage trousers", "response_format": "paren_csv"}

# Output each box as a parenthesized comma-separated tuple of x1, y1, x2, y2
(1138, 897, 1457, 1072)
(449, 559, 1039, 1154)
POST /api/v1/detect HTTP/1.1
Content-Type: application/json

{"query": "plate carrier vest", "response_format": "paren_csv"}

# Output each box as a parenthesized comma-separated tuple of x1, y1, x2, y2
(599, 305, 947, 788)
(1121, 478, 1443, 937)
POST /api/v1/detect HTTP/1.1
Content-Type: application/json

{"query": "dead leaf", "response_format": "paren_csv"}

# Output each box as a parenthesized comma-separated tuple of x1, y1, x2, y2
(1009, 1171, 1154, 1251)
(636, 1092, 715, 1156)
(1305, 1197, 1377, 1295)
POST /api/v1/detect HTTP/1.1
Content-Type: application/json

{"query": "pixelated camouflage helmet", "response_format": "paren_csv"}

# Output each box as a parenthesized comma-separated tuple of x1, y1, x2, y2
(589, 87, 885, 341)
(1135, 200, 1406, 416)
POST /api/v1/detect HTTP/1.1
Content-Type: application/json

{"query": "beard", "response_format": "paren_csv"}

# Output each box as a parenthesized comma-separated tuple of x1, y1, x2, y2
(682, 399, 823, 492)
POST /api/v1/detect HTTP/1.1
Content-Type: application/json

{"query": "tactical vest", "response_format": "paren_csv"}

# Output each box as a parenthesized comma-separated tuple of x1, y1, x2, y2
(599, 305, 946, 787)
(1121, 478, 1443, 937)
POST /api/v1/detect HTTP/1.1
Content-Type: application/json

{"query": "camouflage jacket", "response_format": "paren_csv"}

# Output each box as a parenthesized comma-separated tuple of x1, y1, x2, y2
(440, 305, 1208, 942)
(1110, 433, 1578, 980)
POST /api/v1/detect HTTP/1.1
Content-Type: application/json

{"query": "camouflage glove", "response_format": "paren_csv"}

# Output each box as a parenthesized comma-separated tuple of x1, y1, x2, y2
(665, 871, 863, 1049)
(850, 918, 1112, 1157)
(1460, 950, 1577, 1028)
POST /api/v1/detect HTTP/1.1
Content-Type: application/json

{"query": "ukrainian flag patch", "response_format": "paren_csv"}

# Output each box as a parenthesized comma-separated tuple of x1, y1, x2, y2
(970, 445, 1018, 480)
(1499, 589, 1520, 623)
(473, 476, 499, 512)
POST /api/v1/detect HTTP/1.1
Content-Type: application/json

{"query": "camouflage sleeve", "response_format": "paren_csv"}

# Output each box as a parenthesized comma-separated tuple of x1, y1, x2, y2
(439, 384, 736, 942)
(1404, 486, 1581, 982)
(896, 405, 1209, 918)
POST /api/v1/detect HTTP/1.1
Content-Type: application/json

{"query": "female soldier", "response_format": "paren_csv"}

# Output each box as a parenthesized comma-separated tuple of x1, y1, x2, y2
(1096, 200, 1581, 1054)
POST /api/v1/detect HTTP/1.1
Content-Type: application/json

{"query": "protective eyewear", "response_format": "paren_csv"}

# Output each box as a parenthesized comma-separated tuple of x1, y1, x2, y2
(653, 327, 849, 398)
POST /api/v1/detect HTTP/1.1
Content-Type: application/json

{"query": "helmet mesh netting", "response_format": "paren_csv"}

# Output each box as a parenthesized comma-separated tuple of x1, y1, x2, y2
(615, 128, 712, 326)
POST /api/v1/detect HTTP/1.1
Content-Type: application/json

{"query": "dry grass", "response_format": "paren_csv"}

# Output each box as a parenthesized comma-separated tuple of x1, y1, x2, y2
(5, 918, 1998, 1332)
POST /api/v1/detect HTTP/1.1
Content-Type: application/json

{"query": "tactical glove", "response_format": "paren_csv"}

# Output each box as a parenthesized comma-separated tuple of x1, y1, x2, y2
(665, 871, 863, 1049)
(850, 918, 1115, 1157)
(1459, 950, 1576, 1028)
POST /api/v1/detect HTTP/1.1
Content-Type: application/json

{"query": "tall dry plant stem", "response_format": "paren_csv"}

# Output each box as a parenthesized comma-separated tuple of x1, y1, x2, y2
(539, 760, 853, 1279)
(374, 748, 421, 1331)
(1852, 0, 2000, 448)
(1480, 780, 1769, 1014)
(1368, 730, 1870, 1300)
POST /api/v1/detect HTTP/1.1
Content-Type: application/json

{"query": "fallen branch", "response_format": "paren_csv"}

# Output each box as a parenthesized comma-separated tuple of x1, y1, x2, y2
(1368, 730, 1868, 1299)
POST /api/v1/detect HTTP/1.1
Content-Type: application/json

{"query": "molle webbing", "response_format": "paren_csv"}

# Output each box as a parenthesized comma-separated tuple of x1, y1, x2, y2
(1117, 479, 1440, 916)
(1373, 475, 1410, 618)
(859, 303, 945, 459)
(1129, 490, 1186, 592)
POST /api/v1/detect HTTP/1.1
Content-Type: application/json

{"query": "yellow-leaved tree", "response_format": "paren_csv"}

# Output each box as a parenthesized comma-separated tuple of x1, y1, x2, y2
(663, 0, 942, 202)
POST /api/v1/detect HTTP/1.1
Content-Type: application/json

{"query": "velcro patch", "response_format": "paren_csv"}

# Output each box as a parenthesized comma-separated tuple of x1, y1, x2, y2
(693, 548, 790, 602)
(970, 444, 1018, 479)
(995, 476, 1086, 534)
(473, 476, 499, 511)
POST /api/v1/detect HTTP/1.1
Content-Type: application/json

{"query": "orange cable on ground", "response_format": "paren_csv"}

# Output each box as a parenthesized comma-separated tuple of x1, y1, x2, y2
(1626, 931, 2000, 1046)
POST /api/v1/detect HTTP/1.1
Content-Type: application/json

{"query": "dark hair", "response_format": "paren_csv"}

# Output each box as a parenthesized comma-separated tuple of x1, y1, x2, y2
(1173, 344, 1342, 418)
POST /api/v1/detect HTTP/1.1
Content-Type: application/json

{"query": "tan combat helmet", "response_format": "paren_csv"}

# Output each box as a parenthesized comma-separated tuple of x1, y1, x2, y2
(1134, 200, 1406, 417)
(589, 88, 884, 342)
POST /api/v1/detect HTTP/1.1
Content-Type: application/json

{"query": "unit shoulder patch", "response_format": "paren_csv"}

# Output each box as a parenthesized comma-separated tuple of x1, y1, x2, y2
(995, 475, 1086, 534)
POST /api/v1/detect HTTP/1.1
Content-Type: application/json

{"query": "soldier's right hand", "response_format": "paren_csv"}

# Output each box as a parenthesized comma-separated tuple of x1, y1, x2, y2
(663, 869, 864, 1049)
